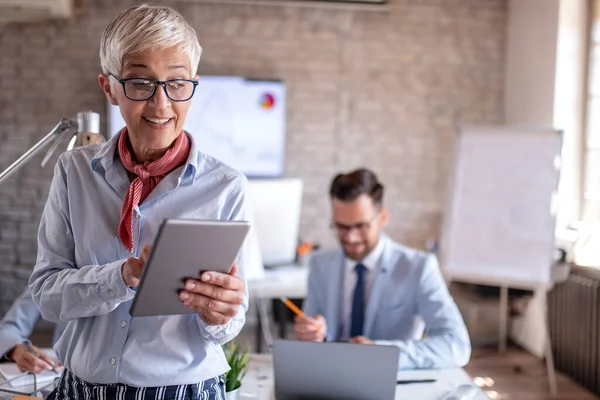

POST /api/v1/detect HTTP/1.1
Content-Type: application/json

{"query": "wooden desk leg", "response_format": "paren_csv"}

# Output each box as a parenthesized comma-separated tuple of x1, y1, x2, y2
(278, 304, 287, 338)
(544, 293, 558, 398)
(499, 285, 508, 352)
(255, 299, 263, 353)
(545, 334, 558, 398)
(256, 298, 274, 352)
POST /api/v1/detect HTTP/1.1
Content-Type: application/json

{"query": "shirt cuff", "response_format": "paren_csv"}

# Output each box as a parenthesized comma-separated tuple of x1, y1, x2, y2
(0, 331, 28, 361)
(374, 339, 397, 346)
(195, 315, 229, 342)
(97, 259, 135, 302)
(194, 305, 246, 345)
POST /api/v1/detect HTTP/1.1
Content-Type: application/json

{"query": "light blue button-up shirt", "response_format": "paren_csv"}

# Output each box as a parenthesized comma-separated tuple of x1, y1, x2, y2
(0, 288, 65, 359)
(28, 132, 254, 387)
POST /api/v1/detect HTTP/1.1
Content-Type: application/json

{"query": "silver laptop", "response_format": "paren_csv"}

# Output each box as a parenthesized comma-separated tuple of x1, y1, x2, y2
(272, 340, 400, 400)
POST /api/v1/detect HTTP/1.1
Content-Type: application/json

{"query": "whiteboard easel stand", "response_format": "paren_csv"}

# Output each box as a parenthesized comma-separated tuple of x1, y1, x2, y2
(498, 285, 508, 353)
(439, 124, 563, 398)
(498, 286, 556, 397)
(544, 285, 558, 397)
(447, 274, 557, 398)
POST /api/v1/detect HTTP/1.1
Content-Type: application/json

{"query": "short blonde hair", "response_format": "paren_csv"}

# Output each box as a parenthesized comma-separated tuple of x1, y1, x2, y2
(100, 4, 202, 77)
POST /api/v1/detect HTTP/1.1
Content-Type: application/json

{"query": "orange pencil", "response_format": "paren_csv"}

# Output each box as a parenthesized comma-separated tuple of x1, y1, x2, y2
(280, 297, 321, 332)
(280, 297, 305, 317)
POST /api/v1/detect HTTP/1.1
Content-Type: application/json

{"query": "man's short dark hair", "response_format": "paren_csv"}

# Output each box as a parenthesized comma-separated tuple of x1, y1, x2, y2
(329, 168, 384, 205)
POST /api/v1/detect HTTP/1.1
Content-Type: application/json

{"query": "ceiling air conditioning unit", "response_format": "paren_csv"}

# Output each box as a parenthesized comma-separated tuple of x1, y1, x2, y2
(292, 0, 386, 2)
(190, 0, 387, 8)
(272, 0, 387, 3)
(0, 0, 73, 24)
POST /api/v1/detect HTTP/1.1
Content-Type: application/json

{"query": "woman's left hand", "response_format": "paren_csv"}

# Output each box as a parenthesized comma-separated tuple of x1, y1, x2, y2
(178, 264, 245, 325)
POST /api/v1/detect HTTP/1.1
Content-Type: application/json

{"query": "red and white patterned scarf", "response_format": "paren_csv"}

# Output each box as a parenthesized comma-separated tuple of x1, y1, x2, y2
(117, 128, 190, 252)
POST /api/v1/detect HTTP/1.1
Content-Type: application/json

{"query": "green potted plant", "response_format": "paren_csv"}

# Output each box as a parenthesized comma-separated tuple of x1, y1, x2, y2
(223, 341, 250, 400)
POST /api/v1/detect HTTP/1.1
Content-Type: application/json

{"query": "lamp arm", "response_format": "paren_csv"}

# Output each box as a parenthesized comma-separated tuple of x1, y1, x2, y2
(0, 118, 75, 186)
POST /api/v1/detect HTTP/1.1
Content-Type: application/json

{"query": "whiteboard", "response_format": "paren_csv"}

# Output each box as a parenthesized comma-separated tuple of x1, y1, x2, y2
(440, 125, 562, 289)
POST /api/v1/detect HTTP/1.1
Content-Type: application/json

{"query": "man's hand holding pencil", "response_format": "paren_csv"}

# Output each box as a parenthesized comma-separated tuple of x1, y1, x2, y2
(281, 297, 327, 342)
(294, 314, 327, 342)
(8, 342, 59, 374)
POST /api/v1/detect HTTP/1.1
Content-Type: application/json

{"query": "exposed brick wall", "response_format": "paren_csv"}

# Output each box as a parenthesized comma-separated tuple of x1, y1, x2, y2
(0, 0, 505, 314)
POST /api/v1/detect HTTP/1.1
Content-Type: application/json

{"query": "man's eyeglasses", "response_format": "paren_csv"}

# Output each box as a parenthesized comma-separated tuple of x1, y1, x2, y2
(109, 74, 198, 102)
(330, 214, 379, 235)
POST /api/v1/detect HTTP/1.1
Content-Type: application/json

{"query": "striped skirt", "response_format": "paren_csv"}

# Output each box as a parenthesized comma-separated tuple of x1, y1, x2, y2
(45, 368, 226, 400)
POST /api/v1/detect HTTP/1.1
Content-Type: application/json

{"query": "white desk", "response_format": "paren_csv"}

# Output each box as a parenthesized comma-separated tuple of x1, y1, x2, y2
(0, 348, 60, 399)
(247, 265, 308, 299)
(239, 354, 489, 400)
(0, 379, 56, 399)
(247, 266, 309, 352)
(0, 360, 60, 400)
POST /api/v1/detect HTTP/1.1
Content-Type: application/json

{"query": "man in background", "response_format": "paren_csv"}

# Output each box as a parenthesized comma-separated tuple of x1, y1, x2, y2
(294, 168, 471, 370)
(0, 288, 64, 373)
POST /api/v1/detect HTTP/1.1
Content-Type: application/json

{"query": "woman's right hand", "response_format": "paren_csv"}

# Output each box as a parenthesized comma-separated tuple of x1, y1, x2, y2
(121, 245, 151, 287)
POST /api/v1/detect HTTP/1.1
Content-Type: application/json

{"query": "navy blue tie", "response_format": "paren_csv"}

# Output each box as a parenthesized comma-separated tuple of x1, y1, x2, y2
(350, 263, 367, 337)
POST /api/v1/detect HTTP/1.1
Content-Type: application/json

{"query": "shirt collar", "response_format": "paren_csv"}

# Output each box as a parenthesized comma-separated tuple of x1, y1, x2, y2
(90, 133, 118, 172)
(344, 234, 386, 272)
(91, 130, 198, 185)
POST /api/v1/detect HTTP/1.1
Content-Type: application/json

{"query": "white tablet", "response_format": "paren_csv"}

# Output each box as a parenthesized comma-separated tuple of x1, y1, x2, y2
(129, 219, 251, 317)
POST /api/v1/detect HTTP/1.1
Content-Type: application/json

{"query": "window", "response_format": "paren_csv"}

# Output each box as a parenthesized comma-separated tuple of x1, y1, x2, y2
(582, 0, 600, 221)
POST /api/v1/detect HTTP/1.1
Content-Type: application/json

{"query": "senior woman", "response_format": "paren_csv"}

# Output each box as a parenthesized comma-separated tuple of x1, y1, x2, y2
(28, 4, 252, 399)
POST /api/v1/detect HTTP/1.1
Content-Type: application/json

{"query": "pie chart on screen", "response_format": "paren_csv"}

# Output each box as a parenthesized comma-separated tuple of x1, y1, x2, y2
(260, 93, 275, 109)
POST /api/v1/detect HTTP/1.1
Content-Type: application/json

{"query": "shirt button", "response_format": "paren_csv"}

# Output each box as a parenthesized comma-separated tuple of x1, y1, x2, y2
(108, 290, 115, 298)
(87, 303, 94, 309)
(110, 358, 116, 365)
(121, 321, 127, 328)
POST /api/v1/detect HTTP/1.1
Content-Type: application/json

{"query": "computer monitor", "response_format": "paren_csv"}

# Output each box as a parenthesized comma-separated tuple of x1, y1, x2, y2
(247, 178, 303, 267)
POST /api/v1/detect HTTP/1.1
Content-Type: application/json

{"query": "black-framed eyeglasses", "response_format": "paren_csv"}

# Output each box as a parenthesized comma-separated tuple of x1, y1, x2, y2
(330, 213, 379, 235)
(109, 73, 198, 102)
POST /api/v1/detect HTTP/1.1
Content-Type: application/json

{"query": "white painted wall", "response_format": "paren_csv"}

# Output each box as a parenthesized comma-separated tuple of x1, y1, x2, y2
(505, 0, 588, 357)
(553, 0, 587, 229)
(504, 0, 560, 126)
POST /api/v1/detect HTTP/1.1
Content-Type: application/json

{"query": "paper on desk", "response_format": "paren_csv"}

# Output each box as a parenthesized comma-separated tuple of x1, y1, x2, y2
(394, 369, 488, 400)
(0, 364, 60, 388)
